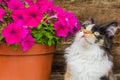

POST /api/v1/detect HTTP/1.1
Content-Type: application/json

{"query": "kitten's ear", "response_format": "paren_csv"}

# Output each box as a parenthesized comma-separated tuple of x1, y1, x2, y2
(83, 18, 94, 28)
(106, 22, 118, 38)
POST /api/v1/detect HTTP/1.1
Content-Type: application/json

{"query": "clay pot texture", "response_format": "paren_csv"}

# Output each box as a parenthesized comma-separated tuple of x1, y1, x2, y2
(0, 44, 56, 80)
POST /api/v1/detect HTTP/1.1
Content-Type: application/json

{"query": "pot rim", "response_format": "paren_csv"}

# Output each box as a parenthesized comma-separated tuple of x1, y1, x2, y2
(0, 44, 56, 56)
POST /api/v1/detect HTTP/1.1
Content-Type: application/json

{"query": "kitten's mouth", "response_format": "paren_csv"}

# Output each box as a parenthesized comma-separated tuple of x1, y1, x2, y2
(80, 32, 93, 45)
(81, 35, 92, 44)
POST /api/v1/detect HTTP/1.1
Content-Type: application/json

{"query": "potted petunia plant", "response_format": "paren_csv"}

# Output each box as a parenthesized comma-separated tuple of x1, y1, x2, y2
(0, 0, 81, 80)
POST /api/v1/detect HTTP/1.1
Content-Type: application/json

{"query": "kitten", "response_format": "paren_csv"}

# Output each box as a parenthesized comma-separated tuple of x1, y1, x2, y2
(64, 18, 118, 80)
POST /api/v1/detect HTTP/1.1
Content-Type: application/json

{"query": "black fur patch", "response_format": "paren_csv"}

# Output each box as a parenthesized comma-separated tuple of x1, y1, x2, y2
(100, 76, 109, 80)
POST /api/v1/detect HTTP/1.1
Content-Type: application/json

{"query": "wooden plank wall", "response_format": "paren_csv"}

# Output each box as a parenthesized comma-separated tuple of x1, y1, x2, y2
(51, 0, 120, 80)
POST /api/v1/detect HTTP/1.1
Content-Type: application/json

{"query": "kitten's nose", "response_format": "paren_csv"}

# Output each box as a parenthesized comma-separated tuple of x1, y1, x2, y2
(82, 29, 92, 34)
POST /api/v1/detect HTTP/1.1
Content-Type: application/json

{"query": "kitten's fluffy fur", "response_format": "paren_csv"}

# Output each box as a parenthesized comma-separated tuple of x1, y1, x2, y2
(64, 19, 118, 80)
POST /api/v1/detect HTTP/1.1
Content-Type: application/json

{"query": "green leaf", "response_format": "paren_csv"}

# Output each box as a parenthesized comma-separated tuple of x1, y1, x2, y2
(45, 33, 53, 39)
(48, 39, 53, 46)
(42, 21, 48, 27)
(12, 44, 18, 50)
(24, 2, 30, 8)
(31, 17, 63, 46)
(0, 35, 3, 41)
(0, 36, 3, 41)
(37, 24, 42, 29)
(0, 32, 3, 40)
(34, 0, 37, 3)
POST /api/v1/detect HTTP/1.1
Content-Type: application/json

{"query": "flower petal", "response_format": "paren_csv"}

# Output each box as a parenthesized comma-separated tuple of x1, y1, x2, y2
(21, 35, 35, 51)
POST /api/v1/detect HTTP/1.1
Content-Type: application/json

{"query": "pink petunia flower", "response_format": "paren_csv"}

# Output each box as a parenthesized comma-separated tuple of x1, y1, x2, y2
(53, 6, 81, 37)
(0, 0, 3, 4)
(37, 1, 54, 13)
(65, 12, 81, 31)
(37, 0, 48, 2)
(0, 8, 6, 20)
(21, 35, 35, 51)
(12, 10, 26, 23)
(62, 12, 81, 35)
(2, 23, 28, 44)
(4, 0, 11, 3)
(24, 5, 43, 28)
(54, 21, 70, 37)
(49, 0, 54, 2)
(23, 0, 35, 6)
(7, 0, 26, 11)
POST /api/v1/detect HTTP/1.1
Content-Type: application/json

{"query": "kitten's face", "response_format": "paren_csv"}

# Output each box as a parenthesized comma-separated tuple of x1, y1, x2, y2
(75, 19, 118, 48)
(76, 24, 104, 46)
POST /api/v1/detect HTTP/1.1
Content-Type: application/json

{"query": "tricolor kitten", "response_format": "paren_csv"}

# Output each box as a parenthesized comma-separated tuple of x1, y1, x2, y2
(64, 18, 118, 80)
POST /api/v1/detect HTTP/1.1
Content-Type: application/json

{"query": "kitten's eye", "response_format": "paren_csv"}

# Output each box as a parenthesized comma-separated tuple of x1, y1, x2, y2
(94, 32, 100, 36)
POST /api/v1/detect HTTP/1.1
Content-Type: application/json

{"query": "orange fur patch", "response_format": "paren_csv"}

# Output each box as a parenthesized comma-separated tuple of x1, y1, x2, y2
(64, 66, 71, 80)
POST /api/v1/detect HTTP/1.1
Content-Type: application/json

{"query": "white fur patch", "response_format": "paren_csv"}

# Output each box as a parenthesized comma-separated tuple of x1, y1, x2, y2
(65, 32, 113, 80)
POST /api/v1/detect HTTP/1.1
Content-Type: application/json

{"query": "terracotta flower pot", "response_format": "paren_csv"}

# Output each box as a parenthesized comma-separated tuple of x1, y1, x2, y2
(0, 44, 56, 80)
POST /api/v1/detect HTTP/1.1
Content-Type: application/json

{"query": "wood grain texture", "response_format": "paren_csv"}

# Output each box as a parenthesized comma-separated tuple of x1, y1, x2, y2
(51, 0, 120, 80)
